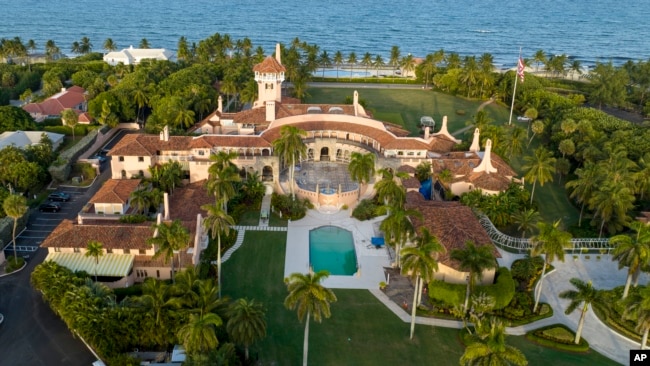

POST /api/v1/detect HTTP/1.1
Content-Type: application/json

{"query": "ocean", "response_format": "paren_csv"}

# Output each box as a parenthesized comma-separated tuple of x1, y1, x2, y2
(1, 0, 648, 69)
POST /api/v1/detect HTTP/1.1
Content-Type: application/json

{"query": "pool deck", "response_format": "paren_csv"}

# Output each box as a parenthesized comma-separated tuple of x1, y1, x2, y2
(284, 209, 391, 289)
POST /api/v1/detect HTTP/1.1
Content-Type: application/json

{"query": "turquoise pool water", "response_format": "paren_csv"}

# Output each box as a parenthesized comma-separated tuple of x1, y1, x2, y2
(309, 226, 357, 276)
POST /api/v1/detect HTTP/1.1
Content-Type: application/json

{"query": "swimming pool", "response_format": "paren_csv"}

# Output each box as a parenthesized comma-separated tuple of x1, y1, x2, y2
(309, 226, 357, 276)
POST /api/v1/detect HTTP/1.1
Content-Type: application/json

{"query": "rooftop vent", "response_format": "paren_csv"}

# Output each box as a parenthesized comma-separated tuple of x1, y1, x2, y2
(307, 106, 322, 114)
(328, 106, 344, 114)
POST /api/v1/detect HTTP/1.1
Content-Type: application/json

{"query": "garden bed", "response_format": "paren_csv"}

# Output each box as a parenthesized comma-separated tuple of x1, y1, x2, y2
(526, 324, 590, 352)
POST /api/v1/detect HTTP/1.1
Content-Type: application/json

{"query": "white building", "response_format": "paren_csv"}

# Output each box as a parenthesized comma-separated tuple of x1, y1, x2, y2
(103, 46, 177, 66)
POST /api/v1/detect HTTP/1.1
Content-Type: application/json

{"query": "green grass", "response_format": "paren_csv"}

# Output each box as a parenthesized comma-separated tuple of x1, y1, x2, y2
(236, 210, 260, 226)
(306, 88, 511, 136)
(221, 230, 618, 365)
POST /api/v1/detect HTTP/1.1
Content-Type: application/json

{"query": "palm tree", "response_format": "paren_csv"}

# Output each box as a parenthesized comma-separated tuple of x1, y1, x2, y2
(3, 194, 27, 265)
(347, 152, 375, 200)
(284, 271, 337, 366)
(460, 317, 528, 366)
(273, 125, 307, 200)
(318, 50, 332, 78)
(450, 241, 497, 311)
(226, 298, 267, 360)
(61, 108, 79, 141)
(559, 278, 603, 344)
(374, 168, 408, 209)
(85, 240, 104, 282)
(79, 36, 93, 54)
(380, 205, 421, 268)
(623, 286, 650, 349)
(130, 188, 150, 215)
(148, 220, 190, 283)
(610, 221, 650, 299)
(401, 228, 445, 339)
(139, 38, 150, 49)
(400, 54, 416, 78)
(533, 49, 546, 72)
(361, 52, 373, 77)
(201, 202, 234, 299)
(530, 220, 572, 312)
(206, 155, 240, 213)
(333, 51, 343, 79)
(523, 147, 556, 204)
(389, 45, 401, 78)
(70, 41, 81, 55)
(45, 39, 60, 61)
(177, 313, 223, 362)
(373, 54, 385, 78)
(566, 162, 600, 227)
(102, 38, 117, 53)
(347, 52, 357, 80)
(511, 208, 541, 238)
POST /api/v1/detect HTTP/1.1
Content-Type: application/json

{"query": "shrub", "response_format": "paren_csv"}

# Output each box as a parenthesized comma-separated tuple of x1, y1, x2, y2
(511, 256, 545, 291)
(351, 198, 381, 221)
(197, 229, 238, 279)
(474, 267, 515, 309)
(429, 280, 464, 306)
(5, 256, 25, 272)
(271, 193, 312, 220)
(526, 324, 590, 352)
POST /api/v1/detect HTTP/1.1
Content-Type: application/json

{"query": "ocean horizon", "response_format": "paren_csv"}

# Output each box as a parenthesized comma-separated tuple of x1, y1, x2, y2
(2, 0, 649, 68)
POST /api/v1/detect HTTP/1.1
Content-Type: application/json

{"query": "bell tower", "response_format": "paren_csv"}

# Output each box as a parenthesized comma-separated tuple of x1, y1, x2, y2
(253, 43, 285, 107)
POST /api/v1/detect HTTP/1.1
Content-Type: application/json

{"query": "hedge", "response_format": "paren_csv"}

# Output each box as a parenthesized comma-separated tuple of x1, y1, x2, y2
(0, 210, 31, 250)
(48, 125, 107, 182)
(526, 324, 590, 352)
(428, 267, 515, 309)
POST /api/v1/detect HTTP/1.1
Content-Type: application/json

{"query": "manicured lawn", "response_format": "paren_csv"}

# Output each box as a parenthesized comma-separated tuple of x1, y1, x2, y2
(306, 88, 511, 136)
(508, 145, 581, 230)
(221, 230, 617, 365)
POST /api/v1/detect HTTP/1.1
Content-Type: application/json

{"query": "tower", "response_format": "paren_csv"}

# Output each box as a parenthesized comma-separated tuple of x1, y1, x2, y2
(253, 43, 285, 107)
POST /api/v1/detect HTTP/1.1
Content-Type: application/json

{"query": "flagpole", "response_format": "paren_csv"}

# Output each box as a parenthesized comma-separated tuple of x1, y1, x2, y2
(508, 48, 522, 126)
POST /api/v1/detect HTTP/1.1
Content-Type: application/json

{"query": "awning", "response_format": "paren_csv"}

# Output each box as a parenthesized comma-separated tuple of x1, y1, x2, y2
(45, 252, 135, 277)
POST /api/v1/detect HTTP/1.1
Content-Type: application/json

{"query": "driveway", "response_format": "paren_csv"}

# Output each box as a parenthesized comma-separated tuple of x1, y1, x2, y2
(0, 248, 96, 366)
(0, 162, 113, 366)
(539, 254, 646, 365)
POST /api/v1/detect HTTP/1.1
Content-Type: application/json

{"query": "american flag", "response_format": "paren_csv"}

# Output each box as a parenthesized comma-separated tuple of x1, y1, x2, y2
(517, 57, 525, 83)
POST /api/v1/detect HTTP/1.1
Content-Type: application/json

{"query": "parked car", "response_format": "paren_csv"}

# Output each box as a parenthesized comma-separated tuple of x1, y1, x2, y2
(89, 155, 107, 163)
(48, 192, 71, 202)
(39, 202, 62, 212)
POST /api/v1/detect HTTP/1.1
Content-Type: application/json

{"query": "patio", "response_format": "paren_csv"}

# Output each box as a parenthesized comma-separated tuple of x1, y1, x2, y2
(284, 209, 391, 289)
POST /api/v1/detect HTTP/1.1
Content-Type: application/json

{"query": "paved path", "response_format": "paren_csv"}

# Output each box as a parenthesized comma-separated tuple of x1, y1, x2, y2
(366, 246, 637, 365)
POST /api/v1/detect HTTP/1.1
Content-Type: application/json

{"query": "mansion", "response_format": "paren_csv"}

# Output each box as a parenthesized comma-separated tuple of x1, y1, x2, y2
(39, 44, 519, 288)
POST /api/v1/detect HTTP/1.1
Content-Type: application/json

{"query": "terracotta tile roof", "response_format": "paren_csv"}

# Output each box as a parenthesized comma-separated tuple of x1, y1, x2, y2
(261, 121, 396, 146)
(405, 199, 500, 270)
(428, 135, 458, 153)
(402, 176, 421, 189)
(384, 138, 430, 150)
(22, 87, 86, 116)
(41, 220, 153, 250)
(90, 179, 142, 204)
(108, 134, 193, 156)
(134, 251, 194, 268)
(432, 153, 481, 176)
(190, 135, 272, 149)
(398, 165, 416, 174)
(464, 171, 514, 192)
(168, 180, 213, 222)
(253, 56, 286, 73)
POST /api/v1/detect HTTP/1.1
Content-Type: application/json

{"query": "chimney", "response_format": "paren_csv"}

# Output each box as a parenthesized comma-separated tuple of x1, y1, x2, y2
(163, 192, 170, 220)
(473, 139, 497, 174)
(266, 100, 276, 122)
(353, 90, 359, 116)
(153, 213, 163, 237)
(61, 87, 66, 93)
(275, 43, 281, 65)
(217, 95, 223, 113)
(424, 126, 430, 139)
(469, 128, 481, 152)
(159, 125, 169, 141)
(439, 116, 451, 135)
